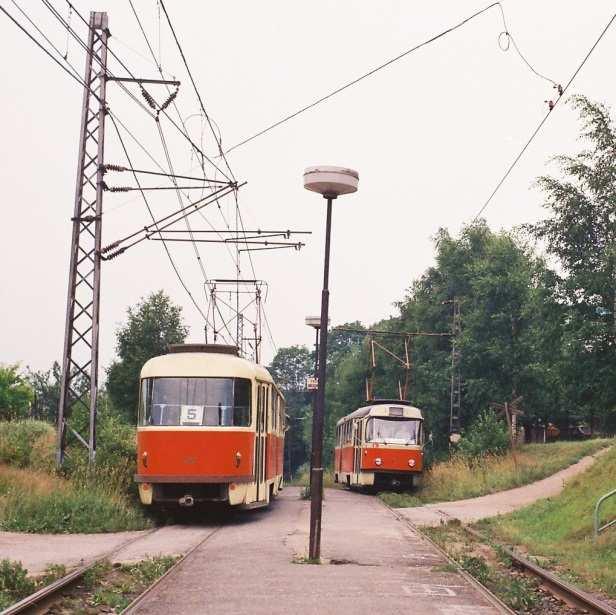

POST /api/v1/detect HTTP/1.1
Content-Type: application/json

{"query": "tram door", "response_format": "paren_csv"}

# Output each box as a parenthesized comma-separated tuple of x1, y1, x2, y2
(255, 383, 268, 501)
(353, 420, 362, 482)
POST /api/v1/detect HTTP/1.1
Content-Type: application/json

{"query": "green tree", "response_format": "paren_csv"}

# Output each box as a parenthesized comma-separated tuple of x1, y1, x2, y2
(106, 291, 188, 421)
(269, 345, 312, 478)
(0, 364, 34, 421)
(531, 95, 616, 431)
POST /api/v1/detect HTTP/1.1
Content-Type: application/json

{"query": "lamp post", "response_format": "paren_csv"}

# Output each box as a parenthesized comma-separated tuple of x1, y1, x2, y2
(303, 166, 359, 561)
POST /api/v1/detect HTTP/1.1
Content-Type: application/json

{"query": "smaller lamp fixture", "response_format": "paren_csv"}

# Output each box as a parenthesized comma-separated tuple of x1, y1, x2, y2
(305, 316, 321, 328)
(408, 458, 416, 467)
(375, 457, 383, 466)
(303, 166, 359, 198)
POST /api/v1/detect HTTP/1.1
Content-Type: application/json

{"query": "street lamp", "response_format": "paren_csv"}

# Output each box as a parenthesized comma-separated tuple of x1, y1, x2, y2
(303, 165, 359, 561)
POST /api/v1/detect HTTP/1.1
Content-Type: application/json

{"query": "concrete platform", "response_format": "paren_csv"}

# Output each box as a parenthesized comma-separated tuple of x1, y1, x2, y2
(127, 487, 506, 615)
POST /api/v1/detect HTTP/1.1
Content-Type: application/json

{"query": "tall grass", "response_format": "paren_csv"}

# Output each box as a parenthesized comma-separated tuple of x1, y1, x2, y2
(381, 439, 611, 507)
(0, 419, 150, 533)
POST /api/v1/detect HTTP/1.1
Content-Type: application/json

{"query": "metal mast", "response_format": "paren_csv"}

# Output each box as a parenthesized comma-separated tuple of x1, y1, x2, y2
(449, 298, 462, 436)
(56, 12, 109, 466)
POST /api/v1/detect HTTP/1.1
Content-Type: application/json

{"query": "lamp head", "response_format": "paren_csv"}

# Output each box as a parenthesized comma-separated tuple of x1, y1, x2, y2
(303, 166, 359, 198)
(305, 316, 322, 329)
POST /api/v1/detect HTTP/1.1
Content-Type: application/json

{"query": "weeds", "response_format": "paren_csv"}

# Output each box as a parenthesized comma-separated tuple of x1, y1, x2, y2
(425, 524, 540, 613)
(0, 559, 36, 610)
(0, 557, 177, 613)
(501, 576, 539, 611)
(460, 555, 491, 585)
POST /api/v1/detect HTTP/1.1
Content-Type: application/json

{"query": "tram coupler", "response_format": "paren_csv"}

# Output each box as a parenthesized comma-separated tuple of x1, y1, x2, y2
(178, 494, 195, 507)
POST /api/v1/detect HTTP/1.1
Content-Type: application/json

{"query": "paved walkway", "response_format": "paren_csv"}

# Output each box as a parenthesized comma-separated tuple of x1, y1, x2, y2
(397, 447, 610, 526)
(128, 488, 506, 615)
(0, 525, 217, 574)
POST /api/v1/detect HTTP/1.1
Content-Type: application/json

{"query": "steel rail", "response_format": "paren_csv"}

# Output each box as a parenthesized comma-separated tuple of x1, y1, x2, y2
(462, 526, 616, 615)
(120, 525, 224, 613)
(0, 528, 159, 615)
(380, 501, 516, 615)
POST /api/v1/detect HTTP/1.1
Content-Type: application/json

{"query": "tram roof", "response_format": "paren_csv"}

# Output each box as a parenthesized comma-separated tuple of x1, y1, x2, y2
(336, 401, 423, 425)
(140, 351, 274, 383)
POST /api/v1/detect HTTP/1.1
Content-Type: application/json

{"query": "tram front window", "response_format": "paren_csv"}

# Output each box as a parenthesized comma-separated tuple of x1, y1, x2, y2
(140, 377, 251, 427)
(365, 418, 421, 445)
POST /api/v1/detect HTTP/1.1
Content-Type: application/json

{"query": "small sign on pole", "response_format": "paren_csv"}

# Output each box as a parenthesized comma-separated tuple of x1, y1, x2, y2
(307, 377, 318, 391)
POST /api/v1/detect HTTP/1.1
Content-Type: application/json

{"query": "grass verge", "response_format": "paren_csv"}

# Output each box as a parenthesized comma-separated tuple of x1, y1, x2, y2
(0, 464, 150, 533)
(479, 444, 616, 598)
(380, 438, 611, 507)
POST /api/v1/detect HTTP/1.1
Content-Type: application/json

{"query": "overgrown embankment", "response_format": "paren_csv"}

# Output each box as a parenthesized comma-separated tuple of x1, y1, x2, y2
(480, 444, 616, 597)
(380, 439, 611, 508)
(0, 420, 149, 533)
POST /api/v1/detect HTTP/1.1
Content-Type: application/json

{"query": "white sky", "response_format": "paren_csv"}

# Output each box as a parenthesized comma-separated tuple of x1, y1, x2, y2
(1, 1, 615, 372)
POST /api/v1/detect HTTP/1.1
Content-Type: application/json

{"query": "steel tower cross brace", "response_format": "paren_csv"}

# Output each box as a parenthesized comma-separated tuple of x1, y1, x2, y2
(56, 12, 109, 466)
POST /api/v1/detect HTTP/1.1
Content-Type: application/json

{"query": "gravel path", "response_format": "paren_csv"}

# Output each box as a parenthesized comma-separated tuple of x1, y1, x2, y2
(397, 447, 611, 526)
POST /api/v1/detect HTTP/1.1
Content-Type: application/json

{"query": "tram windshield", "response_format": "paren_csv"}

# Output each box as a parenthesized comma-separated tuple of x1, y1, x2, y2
(365, 417, 421, 445)
(139, 377, 251, 427)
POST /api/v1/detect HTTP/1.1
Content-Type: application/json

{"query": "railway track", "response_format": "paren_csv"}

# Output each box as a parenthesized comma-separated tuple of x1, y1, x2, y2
(1, 527, 160, 615)
(463, 526, 616, 615)
(382, 501, 516, 614)
(120, 525, 223, 613)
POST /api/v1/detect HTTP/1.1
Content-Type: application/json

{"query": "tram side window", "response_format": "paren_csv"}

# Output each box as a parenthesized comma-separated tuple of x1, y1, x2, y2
(140, 377, 251, 427)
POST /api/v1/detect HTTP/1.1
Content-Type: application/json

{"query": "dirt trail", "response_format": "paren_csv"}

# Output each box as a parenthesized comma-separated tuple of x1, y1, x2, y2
(397, 447, 611, 526)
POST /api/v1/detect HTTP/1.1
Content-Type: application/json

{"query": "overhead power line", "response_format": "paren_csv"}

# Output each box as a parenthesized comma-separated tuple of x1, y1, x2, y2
(158, 0, 236, 181)
(224, 1, 540, 154)
(471, 11, 616, 222)
(0, 5, 93, 93)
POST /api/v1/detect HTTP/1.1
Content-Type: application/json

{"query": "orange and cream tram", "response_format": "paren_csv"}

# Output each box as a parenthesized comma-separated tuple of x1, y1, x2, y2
(135, 344, 285, 509)
(334, 400, 424, 490)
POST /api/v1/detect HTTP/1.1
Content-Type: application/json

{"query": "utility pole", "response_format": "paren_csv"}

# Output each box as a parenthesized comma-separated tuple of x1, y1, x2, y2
(56, 12, 109, 466)
(448, 298, 462, 438)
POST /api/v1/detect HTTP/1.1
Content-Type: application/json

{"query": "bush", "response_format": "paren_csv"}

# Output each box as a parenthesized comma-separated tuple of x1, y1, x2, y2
(0, 559, 35, 609)
(0, 420, 54, 469)
(457, 410, 509, 460)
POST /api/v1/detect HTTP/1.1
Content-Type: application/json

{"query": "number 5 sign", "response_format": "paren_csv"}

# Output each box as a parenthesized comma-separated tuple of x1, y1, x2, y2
(180, 405, 204, 425)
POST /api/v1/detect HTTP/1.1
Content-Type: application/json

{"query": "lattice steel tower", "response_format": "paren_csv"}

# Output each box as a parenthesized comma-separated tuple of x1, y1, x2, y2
(449, 298, 462, 435)
(56, 12, 109, 466)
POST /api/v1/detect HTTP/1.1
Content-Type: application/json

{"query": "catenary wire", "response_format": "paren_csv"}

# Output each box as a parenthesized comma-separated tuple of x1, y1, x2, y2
(108, 113, 210, 323)
(58, 0, 232, 181)
(471, 12, 616, 222)
(0, 5, 96, 96)
(224, 2, 512, 154)
(127, 0, 242, 285)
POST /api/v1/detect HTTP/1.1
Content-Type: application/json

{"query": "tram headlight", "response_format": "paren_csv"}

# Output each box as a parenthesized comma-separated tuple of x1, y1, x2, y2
(375, 457, 382, 466)
(408, 458, 416, 467)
